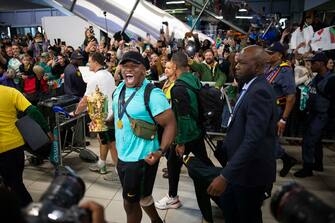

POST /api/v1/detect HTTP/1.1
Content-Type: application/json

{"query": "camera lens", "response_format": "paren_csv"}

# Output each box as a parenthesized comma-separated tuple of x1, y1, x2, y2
(40, 175, 85, 208)
(271, 182, 335, 223)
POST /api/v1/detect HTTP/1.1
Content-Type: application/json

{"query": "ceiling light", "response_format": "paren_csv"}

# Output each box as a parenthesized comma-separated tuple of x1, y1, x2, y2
(238, 8, 247, 12)
(238, 2, 248, 13)
(165, 8, 188, 12)
(166, 1, 185, 4)
(235, 15, 253, 19)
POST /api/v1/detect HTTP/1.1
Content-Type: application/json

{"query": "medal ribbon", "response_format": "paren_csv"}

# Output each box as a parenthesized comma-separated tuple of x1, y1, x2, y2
(117, 84, 139, 121)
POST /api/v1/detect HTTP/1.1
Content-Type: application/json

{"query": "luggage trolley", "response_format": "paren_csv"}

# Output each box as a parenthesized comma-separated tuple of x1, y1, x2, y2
(38, 95, 97, 167)
(52, 104, 87, 166)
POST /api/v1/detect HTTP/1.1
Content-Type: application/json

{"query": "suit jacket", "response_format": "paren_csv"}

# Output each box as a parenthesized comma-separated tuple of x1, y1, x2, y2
(221, 76, 277, 187)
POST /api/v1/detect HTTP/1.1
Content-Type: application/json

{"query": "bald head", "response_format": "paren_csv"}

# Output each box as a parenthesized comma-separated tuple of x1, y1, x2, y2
(235, 45, 267, 84)
(240, 45, 268, 67)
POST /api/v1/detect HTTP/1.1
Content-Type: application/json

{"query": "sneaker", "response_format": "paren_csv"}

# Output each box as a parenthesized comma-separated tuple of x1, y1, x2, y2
(155, 195, 182, 210)
(103, 171, 119, 182)
(89, 163, 107, 174)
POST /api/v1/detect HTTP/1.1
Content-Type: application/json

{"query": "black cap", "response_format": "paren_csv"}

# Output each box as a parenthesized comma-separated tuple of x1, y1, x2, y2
(119, 51, 145, 66)
(305, 52, 328, 63)
(71, 51, 84, 60)
(266, 42, 285, 55)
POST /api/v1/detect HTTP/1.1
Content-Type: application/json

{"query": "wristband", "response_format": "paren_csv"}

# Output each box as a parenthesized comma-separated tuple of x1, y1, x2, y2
(279, 118, 286, 124)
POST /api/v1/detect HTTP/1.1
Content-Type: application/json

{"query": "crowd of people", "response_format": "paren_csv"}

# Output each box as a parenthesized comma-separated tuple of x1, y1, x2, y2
(0, 14, 335, 223)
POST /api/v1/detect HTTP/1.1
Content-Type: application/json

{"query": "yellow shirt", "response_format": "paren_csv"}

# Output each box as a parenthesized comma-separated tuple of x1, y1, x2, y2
(162, 80, 175, 100)
(0, 85, 31, 153)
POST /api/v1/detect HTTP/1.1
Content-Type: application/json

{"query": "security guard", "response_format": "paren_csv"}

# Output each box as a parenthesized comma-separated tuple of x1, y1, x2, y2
(294, 52, 335, 177)
(265, 42, 297, 177)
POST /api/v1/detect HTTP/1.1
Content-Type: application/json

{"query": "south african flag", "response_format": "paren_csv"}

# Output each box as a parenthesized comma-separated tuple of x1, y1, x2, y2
(330, 27, 335, 43)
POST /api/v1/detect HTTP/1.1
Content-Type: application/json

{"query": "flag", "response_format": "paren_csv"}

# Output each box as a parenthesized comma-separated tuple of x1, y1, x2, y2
(311, 26, 335, 51)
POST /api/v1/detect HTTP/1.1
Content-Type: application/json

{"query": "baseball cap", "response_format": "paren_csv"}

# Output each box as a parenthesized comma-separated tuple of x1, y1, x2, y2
(266, 42, 285, 55)
(71, 51, 84, 60)
(305, 52, 328, 63)
(119, 51, 145, 66)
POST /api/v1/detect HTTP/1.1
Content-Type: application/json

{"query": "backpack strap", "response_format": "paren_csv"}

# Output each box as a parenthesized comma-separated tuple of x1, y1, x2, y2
(144, 83, 157, 124)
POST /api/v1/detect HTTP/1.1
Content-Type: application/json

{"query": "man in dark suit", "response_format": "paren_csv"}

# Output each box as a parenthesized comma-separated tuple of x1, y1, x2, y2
(207, 45, 277, 223)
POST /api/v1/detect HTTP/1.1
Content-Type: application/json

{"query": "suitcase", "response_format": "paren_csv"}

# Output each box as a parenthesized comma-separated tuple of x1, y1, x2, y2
(16, 115, 51, 158)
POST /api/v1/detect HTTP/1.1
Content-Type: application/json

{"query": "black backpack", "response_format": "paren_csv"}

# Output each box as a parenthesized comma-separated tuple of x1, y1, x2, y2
(175, 80, 224, 132)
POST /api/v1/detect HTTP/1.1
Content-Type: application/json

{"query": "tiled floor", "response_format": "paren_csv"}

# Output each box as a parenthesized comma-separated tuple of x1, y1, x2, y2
(23, 139, 335, 223)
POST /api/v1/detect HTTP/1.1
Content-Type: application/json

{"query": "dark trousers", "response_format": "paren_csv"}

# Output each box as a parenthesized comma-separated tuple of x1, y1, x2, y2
(0, 147, 33, 207)
(167, 137, 211, 197)
(189, 166, 222, 222)
(219, 184, 267, 223)
(302, 112, 328, 165)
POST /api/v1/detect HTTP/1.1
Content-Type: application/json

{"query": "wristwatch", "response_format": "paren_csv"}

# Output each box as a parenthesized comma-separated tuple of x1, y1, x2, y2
(157, 148, 166, 157)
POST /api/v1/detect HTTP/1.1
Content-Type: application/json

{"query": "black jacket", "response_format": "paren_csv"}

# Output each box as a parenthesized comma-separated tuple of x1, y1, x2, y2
(221, 76, 277, 187)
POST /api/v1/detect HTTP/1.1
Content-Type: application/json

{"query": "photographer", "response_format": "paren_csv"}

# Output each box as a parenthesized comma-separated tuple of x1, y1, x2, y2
(28, 33, 48, 58)
(0, 182, 107, 223)
(48, 53, 68, 96)
(83, 26, 98, 48)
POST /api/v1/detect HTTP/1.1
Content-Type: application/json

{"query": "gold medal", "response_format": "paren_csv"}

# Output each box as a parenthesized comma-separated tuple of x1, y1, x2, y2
(117, 119, 123, 129)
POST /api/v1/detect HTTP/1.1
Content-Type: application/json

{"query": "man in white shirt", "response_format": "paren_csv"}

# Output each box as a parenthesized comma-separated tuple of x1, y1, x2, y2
(73, 52, 117, 177)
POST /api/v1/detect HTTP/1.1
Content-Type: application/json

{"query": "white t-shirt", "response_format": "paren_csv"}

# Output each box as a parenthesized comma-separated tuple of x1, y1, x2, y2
(85, 69, 116, 119)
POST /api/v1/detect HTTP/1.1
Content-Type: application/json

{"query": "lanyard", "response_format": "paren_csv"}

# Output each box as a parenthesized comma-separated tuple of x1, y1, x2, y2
(265, 65, 281, 84)
(117, 84, 139, 120)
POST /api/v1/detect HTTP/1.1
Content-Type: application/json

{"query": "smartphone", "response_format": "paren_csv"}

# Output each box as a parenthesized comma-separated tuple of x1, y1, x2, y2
(57, 38, 61, 45)
(61, 41, 66, 46)
(89, 26, 94, 34)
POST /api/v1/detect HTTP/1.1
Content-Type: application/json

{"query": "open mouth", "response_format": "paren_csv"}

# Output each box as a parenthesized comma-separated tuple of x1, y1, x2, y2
(125, 73, 135, 84)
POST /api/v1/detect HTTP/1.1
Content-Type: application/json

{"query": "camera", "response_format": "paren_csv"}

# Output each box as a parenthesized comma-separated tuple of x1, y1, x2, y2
(89, 26, 94, 35)
(271, 182, 335, 223)
(23, 166, 91, 223)
(185, 41, 196, 58)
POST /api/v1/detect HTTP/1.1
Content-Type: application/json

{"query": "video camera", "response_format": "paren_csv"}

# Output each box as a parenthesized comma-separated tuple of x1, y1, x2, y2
(23, 166, 91, 223)
(271, 182, 335, 223)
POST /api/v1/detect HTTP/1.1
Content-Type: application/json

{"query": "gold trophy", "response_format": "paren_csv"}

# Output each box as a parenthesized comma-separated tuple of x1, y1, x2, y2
(87, 85, 108, 132)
